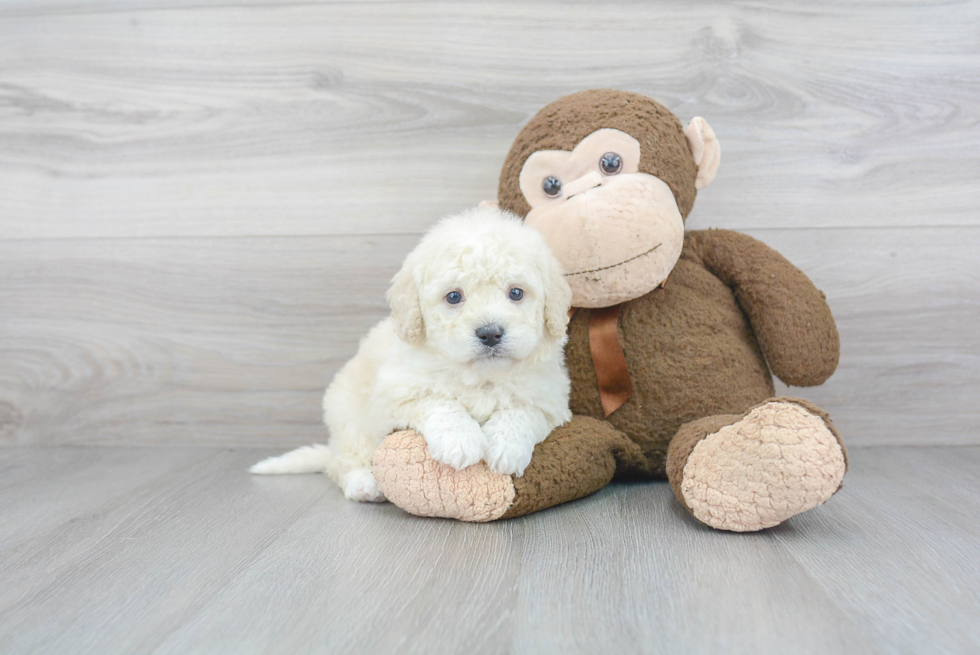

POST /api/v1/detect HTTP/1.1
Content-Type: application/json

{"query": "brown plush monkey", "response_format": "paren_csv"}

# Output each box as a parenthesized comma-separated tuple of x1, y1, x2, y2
(373, 90, 847, 531)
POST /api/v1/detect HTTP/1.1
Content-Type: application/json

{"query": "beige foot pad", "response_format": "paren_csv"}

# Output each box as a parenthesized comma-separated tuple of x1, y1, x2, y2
(679, 401, 846, 532)
(373, 430, 516, 522)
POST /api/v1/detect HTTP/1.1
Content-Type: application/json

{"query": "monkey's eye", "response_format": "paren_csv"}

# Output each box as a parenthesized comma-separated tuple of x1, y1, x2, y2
(509, 288, 524, 301)
(446, 291, 463, 305)
(600, 152, 623, 175)
(542, 176, 562, 198)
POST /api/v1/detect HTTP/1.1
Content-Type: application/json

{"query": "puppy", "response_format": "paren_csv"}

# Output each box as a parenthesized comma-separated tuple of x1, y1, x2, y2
(250, 206, 573, 502)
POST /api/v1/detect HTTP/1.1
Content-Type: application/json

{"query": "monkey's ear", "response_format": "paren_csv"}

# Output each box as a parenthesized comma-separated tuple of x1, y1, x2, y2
(684, 117, 721, 190)
(478, 200, 499, 209)
(542, 257, 573, 340)
(386, 257, 425, 345)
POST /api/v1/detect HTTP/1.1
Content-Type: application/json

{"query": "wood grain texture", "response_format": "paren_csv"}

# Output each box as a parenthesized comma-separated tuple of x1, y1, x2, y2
(771, 446, 980, 655)
(2, 226, 977, 447)
(0, 445, 977, 654)
(765, 226, 980, 445)
(0, 446, 203, 552)
(1, 0, 978, 447)
(0, 234, 412, 446)
(1, 1, 978, 239)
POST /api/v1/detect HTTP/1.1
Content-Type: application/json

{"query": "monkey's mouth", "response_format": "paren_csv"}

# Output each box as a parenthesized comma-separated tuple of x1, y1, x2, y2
(563, 243, 661, 277)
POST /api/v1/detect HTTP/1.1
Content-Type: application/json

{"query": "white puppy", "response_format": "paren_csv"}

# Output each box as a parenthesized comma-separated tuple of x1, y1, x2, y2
(250, 206, 573, 502)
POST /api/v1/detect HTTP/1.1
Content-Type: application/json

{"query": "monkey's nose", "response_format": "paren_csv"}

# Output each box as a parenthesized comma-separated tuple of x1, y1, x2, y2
(562, 171, 603, 198)
(476, 324, 504, 347)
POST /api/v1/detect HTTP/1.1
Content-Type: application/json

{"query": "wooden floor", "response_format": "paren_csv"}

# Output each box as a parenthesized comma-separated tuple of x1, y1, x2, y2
(0, 445, 977, 655)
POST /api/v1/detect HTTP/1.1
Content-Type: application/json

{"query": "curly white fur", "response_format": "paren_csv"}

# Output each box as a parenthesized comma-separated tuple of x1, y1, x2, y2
(251, 206, 573, 502)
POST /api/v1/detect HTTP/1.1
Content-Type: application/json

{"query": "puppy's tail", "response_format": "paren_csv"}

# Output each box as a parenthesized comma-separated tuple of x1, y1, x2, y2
(249, 444, 332, 475)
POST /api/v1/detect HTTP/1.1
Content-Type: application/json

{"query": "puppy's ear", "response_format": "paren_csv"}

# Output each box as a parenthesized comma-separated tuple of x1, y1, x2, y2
(543, 257, 573, 339)
(387, 257, 425, 345)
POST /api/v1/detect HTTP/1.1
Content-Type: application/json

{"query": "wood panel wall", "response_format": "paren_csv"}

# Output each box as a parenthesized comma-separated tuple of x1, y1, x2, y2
(1, 0, 978, 446)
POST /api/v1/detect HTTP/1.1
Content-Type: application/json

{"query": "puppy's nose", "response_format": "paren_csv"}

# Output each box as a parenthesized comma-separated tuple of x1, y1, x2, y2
(476, 324, 504, 347)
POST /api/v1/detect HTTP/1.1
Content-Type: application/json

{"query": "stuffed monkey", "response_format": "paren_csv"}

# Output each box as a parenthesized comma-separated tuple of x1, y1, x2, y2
(373, 90, 847, 531)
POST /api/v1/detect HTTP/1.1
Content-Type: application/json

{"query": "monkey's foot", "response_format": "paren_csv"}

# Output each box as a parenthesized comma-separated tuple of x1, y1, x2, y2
(373, 430, 515, 522)
(666, 398, 847, 532)
(373, 417, 635, 522)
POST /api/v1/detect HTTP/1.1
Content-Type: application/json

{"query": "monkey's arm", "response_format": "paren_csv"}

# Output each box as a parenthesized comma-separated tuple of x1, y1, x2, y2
(684, 229, 839, 386)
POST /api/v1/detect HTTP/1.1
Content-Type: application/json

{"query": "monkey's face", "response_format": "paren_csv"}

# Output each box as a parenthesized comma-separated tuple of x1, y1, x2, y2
(519, 129, 685, 308)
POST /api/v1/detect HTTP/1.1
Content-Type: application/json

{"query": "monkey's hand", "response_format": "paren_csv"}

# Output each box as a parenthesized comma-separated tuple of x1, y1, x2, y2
(685, 229, 839, 387)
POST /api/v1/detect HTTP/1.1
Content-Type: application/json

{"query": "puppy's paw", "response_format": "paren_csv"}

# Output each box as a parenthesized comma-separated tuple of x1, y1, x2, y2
(341, 468, 387, 503)
(422, 414, 488, 471)
(485, 437, 534, 477)
(483, 410, 546, 477)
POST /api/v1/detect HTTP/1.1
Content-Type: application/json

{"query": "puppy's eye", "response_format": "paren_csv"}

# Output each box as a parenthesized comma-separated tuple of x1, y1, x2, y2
(542, 176, 562, 198)
(600, 152, 622, 175)
(445, 291, 463, 305)
(509, 288, 524, 301)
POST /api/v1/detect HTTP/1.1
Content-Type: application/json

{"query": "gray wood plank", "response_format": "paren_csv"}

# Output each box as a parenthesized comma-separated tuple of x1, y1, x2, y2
(1, 1, 977, 239)
(2, 227, 977, 447)
(0, 447, 218, 613)
(2, 446, 976, 654)
(150, 467, 876, 655)
(0, 448, 334, 655)
(509, 485, 880, 655)
(0, 446, 202, 552)
(0, 446, 113, 489)
(0, 235, 411, 446)
(766, 226, 980, 446)
(151, 492, 522, 655)
(773, 446, 980, 654)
